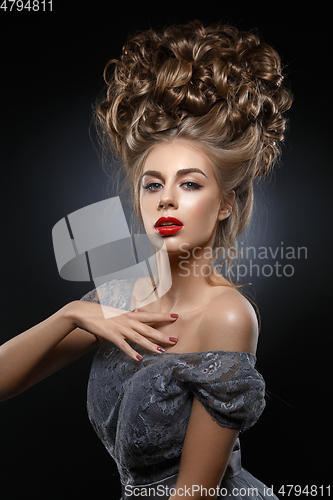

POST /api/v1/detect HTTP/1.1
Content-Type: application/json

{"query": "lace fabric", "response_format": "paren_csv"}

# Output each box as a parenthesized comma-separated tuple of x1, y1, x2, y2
(81, 278, 266, 488)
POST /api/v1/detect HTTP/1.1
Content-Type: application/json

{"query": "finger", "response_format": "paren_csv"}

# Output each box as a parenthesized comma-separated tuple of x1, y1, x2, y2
(113, 318, 175, 355)
(133, 335, 167, 354)
(131, 321, 178, 346)
(112, 335, 144, 362)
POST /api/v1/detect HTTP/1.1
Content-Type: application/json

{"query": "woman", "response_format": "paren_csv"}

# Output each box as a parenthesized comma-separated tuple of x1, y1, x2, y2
(0, 20, 292, 499)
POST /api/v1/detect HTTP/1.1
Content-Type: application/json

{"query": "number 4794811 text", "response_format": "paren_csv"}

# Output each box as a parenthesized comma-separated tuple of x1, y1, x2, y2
(0, 0, 52, 11)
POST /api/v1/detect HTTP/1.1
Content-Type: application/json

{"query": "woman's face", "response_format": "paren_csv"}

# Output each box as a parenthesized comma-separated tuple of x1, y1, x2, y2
(139, 140, 231, 258)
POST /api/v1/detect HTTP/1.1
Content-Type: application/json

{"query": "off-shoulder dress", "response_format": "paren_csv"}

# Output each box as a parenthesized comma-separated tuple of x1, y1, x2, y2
(81, 277, 278, 499)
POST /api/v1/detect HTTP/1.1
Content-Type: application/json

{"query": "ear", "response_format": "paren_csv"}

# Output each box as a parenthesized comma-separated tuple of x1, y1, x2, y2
(218, 190, 235, 221)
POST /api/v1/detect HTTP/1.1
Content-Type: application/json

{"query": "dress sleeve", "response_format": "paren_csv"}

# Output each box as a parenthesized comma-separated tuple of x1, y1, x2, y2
(80, 287, 102, 304)
(177, 351, 266, 433)
(80, 278, 135, 310)
(80, 282, 116, 305)
(79, 280, 121, 343)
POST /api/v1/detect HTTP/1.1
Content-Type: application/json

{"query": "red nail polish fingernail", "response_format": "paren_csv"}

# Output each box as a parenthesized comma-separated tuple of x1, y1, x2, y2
(170, 314, 179, 318)
(169, 337, 178, 343)
(136, 354, 143, 361)
(157, 347, 166, 353)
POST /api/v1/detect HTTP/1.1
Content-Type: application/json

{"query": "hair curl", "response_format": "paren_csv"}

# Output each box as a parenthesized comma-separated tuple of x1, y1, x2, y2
(95, 20, 292, 285)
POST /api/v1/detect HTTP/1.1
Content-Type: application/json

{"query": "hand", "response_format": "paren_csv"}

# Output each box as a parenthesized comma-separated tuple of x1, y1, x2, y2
(72, 301, 179, 361)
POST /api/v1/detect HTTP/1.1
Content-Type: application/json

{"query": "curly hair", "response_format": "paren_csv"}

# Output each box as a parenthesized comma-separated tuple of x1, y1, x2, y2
(94, 20, 292, 285)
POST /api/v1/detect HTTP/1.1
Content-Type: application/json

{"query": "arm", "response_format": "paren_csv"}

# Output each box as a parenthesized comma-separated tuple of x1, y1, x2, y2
(170, 290, 258, 500)
(0, 300, 179, 402)
(0, 302, 98, 402)
(172, 397, 239, 500)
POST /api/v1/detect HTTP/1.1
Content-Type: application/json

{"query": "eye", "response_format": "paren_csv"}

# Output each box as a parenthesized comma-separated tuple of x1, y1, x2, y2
(142, 181, 202, 192)
(142, 182, 162, 192)
(182, 181, 202, 190)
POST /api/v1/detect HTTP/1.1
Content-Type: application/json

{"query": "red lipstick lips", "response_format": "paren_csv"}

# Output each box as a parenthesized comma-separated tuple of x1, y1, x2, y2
(154, 216, 184, 236)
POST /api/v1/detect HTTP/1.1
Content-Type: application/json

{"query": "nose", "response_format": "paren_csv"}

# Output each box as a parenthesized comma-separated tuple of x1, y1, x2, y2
(157, 183, 178, 210)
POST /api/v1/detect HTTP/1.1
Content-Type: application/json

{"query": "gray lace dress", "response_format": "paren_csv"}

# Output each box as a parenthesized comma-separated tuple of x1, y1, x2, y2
(81, 277, 278, 499)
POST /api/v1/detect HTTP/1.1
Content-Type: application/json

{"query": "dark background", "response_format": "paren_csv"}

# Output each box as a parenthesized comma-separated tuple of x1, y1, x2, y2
(1, 2, 331, 499)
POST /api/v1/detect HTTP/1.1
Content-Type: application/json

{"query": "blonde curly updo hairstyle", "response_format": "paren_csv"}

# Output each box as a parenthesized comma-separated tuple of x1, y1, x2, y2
(95, 20, 292, 284)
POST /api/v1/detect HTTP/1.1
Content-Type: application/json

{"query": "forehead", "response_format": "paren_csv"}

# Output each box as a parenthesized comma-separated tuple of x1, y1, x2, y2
(143, 140, 214, 174)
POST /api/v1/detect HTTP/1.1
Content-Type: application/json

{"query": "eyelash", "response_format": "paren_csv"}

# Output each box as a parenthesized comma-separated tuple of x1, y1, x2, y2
(142, 181, 203, 192)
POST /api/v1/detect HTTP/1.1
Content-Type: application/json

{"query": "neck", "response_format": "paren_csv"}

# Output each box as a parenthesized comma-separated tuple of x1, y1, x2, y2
(150, 244, 223, 313)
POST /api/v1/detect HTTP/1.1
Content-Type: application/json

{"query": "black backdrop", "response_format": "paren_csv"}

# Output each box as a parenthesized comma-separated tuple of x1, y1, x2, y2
(1, 3, 331, 499)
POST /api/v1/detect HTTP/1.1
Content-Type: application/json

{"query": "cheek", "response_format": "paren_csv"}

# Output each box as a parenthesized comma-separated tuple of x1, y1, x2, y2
(187, 195, 219, 225)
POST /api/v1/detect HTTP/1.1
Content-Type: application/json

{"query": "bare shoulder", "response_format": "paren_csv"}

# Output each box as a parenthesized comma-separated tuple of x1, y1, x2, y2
(199, 285, 259, 355)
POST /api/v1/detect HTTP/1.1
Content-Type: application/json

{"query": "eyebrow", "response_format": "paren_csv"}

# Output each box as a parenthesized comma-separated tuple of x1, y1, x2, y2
(141, 168, 208, 182)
